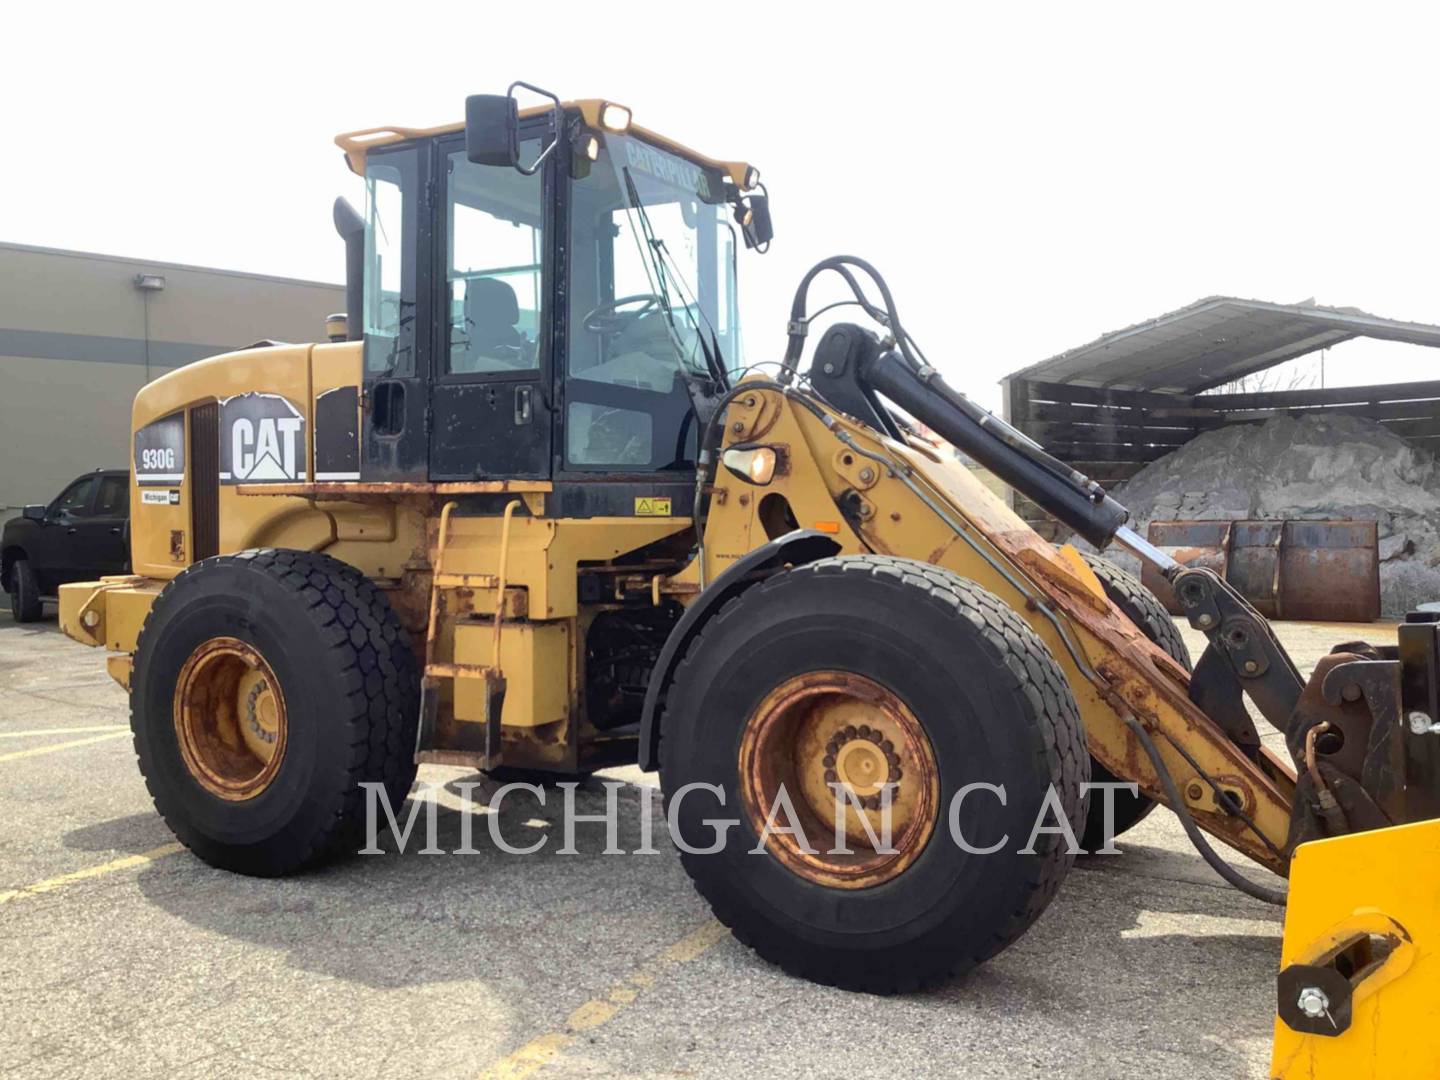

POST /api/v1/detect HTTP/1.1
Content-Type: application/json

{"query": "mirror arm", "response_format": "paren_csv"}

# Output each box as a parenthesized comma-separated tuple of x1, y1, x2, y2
(507, 80, 564, 176)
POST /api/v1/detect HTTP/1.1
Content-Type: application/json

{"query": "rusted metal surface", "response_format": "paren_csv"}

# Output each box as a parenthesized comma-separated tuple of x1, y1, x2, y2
(173, 637, 287, 802)
(736, 670, 940, 889)
(1280, 520, 1381, 622)
(234, 480, 552, 499)
(1142, 519, 1380, 623)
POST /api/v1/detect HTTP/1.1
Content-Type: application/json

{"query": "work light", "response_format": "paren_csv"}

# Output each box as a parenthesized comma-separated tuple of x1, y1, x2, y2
(600, 103, 632, 132)
(722, 445, 778, 486)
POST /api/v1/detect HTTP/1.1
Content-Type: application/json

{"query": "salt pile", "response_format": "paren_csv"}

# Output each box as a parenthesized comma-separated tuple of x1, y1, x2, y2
(1096, 412, 1440, 616)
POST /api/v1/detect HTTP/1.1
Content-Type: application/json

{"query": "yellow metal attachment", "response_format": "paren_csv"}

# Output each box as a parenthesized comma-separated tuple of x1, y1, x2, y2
(1270, 818, 1440, 1079)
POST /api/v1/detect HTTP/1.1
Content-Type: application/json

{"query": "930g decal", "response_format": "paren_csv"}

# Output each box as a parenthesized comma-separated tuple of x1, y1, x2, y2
(134, 412, 186, 485)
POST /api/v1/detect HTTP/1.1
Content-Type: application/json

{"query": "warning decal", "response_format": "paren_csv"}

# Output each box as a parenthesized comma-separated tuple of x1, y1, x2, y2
(634, 497, 673, 517)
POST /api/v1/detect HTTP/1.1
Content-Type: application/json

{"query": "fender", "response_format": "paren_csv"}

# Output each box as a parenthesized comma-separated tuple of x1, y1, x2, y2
(637, 529, 841, 772)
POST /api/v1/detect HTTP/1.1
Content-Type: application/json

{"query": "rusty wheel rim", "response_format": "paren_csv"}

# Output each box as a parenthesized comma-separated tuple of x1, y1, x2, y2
(173, 636, 287, 801)
(738, 671, 940, 889)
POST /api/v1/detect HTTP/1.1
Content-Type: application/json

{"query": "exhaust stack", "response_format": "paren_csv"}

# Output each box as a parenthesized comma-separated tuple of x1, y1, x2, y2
(332, 197, 365, 343)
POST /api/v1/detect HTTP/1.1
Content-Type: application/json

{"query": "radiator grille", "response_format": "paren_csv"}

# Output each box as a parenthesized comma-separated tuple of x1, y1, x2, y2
(190, 402, 219, 561)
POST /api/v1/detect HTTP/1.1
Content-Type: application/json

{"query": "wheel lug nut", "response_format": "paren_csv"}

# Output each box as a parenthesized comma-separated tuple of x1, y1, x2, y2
(822, 755, 836, 768)
(843, 726, 857, 740)
(880, 739, 894, 753)
(824, 769, 838, 784)
(857, 725, 871, 738)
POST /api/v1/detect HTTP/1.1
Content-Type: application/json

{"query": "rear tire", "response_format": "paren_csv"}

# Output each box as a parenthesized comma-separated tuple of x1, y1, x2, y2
(131, 549, 420, 876)
(1079, 553, 1192, 849)
(8, 558, 42, 622)
(660, 555, 1088, 992)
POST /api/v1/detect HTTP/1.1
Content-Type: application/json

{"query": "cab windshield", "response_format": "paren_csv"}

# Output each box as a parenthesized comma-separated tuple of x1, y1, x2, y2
(569, 132, 741, 384)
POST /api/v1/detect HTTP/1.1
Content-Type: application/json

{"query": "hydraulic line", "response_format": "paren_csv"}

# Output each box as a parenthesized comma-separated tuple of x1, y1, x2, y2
(1123, 714, 1288, 906)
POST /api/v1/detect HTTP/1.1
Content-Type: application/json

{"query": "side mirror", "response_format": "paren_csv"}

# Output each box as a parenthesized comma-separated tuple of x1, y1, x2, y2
(465, 82, 563, 177)
(465, 94, 520, 168)
(734, 188, 774, 251)
(22, 504, 45, 522)
(744, 192, 774, 249)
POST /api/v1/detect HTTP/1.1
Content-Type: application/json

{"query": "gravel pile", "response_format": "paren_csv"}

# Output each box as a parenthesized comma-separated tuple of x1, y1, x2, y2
(1095, 412, 1440, 616)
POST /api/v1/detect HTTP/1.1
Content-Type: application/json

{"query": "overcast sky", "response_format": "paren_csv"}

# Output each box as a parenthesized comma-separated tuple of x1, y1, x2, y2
(5, 2, 1437, 407)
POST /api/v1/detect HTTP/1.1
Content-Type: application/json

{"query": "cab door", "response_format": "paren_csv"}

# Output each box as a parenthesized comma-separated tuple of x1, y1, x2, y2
(427, 127, 554, 481)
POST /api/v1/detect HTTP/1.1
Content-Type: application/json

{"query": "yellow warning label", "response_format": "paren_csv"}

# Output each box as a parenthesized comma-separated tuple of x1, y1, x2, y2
(634, 497, 673, 517)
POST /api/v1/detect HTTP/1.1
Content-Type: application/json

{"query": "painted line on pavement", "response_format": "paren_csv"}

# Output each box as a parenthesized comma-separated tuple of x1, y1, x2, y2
(476, 920, 729, 1079)
(0, 730, 130, 763)
(0, 842, 185, 906)
(0, 725, 128, 739)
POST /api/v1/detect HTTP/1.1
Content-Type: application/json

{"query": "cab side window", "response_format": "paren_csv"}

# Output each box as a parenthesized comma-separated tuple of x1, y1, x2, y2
(362, 149, 419, 377)
(51, 477, 96, 518)
(445, 142, 544, 375)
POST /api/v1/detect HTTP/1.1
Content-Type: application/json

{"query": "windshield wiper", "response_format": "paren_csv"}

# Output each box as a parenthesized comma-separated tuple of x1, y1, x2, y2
(620, 168, 728, 385)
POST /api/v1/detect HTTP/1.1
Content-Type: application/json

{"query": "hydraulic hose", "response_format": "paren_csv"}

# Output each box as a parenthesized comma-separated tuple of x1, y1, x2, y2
(1122, 713, 1288, 906)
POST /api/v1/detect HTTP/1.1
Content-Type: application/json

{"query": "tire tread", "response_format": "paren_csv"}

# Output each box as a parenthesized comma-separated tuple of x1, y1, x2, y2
(661, 553, 1087, 993)
(131, 548, 418, 874)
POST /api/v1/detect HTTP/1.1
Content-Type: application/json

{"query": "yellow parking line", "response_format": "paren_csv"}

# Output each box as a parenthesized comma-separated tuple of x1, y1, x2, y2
(0, 725, 128, 739)
(0, 842, 185, 906)
(0, 730, 130, 763)
(476, 920, 729, 1080)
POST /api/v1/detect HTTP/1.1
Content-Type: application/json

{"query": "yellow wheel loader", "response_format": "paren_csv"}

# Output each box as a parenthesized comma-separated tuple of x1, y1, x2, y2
(59, 84, 1440, 1077)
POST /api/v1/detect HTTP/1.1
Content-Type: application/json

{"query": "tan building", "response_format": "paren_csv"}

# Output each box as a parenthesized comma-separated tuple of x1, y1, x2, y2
(0, 241, 343, 513)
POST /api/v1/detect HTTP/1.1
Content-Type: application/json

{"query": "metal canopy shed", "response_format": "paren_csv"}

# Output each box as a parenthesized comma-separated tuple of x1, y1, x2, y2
(1009, 296, 1440, 394)
(1000, 296, 1440, 536)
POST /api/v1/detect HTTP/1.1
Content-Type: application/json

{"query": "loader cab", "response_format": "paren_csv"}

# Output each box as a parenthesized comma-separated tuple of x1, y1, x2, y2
(355, 101, 748, 509)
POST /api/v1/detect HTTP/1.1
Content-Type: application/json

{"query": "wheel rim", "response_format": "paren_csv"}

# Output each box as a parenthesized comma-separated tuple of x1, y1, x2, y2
(738, 671, 940, 889)
(173, 637, 287, 801)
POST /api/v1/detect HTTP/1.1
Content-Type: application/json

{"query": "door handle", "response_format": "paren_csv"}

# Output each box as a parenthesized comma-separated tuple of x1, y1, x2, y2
(67, 527, 78, 535)
(514, 385, 533, 425)
(109, 527, 122, 535)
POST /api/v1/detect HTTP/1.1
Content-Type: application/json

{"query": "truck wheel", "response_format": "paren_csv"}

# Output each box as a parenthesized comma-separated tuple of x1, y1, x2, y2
(130, 549, 420, 876)
(8, 558, 43, 622)
(659, 555, 1087, 992)
(1079, 553, 1192, 849)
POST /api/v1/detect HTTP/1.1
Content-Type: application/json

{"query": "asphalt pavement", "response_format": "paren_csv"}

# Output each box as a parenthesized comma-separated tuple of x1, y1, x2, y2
(2, 608, 1393, 1079)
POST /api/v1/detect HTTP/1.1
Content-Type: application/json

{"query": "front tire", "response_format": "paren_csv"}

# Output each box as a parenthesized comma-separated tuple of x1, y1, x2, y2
(9, 558, 42, 622)
(660, 555, 1087, 992)
(131, 549, 420, 876)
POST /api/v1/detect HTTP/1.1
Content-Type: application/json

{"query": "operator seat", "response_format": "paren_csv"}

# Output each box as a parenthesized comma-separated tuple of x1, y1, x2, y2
(456, 277, 529, 371)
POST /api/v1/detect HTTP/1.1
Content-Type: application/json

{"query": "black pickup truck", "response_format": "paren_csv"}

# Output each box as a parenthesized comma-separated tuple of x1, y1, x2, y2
(3, 469, 130, 622)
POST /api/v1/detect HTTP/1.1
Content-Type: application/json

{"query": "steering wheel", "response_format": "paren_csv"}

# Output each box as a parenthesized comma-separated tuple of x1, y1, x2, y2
(582, 293, 663, 335)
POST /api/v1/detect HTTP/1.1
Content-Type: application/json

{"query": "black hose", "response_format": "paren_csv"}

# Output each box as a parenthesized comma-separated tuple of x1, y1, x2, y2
(1122, 714, 1288, 906)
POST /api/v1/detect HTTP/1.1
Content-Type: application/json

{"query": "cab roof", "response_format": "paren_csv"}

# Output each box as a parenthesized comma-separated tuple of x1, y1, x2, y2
(335, 98, 758, 192)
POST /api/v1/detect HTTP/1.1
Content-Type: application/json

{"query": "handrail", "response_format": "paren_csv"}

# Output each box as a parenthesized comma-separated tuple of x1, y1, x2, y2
(425, 501, 459, 660)
(493, 500, 522, 666)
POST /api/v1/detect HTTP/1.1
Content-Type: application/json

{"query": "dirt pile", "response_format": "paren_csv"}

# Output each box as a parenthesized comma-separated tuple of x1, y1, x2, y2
(1098, 412, 1440, 616)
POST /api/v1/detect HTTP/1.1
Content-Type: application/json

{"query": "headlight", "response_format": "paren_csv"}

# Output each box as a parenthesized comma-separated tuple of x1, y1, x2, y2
(600, 103, 632, 132)
(577, 133, 600, 161)
(743, 166, 760, 190)
(722, 445, 778, 486)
